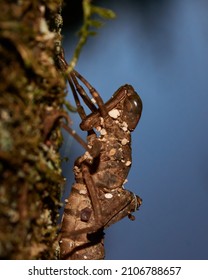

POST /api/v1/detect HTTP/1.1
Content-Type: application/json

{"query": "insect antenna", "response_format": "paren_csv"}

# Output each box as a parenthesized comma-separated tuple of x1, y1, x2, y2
(61, 123, 89, 151)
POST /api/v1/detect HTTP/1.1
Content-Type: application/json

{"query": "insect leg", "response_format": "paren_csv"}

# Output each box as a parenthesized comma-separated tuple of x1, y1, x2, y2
(61, 123, 89, 151)
(67, 75, 88, 121)
(57, 50, 97, 117)
(81, 163, 103, 231)
(73, 70, 108, 118)
(70, 72, 97, 113)
(61, 163, 104, 239)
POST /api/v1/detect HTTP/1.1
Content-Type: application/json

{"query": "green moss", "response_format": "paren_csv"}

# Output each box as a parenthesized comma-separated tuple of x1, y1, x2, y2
(67, 0, 116, 72)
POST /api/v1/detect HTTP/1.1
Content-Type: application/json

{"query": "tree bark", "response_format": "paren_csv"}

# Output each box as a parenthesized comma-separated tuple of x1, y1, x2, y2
(0, 0, 66, 259)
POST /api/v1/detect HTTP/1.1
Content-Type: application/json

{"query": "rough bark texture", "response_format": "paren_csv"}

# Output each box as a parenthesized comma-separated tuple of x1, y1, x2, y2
(0, 0, 67, 259)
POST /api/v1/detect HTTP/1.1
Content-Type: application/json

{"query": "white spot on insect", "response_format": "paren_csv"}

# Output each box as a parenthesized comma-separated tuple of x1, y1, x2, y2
(100, 128, 107, 135)
(121, 121, 128, 132)
(59, 240, 63, 243)
(68, 242, 74, 248)
(91, 98, 96, 104)
(84, 151, 93, 161)
(108, 109, 120, 119)
(121, 138, 129, 145)
(125, 160, 131, 166)
(100, 117, 104, 125)
(79, 189, 87, 195)
(122, 179, 128, 188)
(74, 166, 80, 175)
(84, 255, 88, 259)
(65, 199, 68, 203)
(105, 193, 113, 199)
(109, 148, 116, 156)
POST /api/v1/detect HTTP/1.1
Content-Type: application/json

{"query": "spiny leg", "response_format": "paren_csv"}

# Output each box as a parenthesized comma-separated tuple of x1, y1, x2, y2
(57, 54, 98, 142)
(73, 70, 108, 118)
(67, 75, 88, 121)
(70, 72, 97, 113)
(57, 51, 98, 117)
(57, 51, 96, 117)
(57, 50, 107, 119)
(68, 74, 98, 142)
(60, 75, 95, 150)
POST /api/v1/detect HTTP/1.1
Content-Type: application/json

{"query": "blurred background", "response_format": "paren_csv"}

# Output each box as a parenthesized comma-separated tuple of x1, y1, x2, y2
(60, 0, 208, 259)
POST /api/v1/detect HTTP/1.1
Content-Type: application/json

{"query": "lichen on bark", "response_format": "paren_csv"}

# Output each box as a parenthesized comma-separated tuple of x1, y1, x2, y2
(0, 0, 67, 259)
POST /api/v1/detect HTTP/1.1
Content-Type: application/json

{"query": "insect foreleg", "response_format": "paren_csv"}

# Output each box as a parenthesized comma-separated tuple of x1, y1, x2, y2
(73, 70, 108, 118)
(70, 72, 97, 113)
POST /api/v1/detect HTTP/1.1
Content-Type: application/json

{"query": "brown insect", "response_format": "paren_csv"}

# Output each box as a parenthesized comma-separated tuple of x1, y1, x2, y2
(57, 53, 143, 260)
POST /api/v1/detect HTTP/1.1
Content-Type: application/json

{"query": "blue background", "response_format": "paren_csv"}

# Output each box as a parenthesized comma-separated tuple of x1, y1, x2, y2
(61, 0, 208, 259)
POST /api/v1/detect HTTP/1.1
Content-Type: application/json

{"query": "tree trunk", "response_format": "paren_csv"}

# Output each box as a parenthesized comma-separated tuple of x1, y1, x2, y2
(0, 0, 67, 259)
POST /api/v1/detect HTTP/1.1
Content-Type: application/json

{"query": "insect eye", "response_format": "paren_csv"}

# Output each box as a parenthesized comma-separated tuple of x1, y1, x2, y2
(123, 92, 142, 131)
